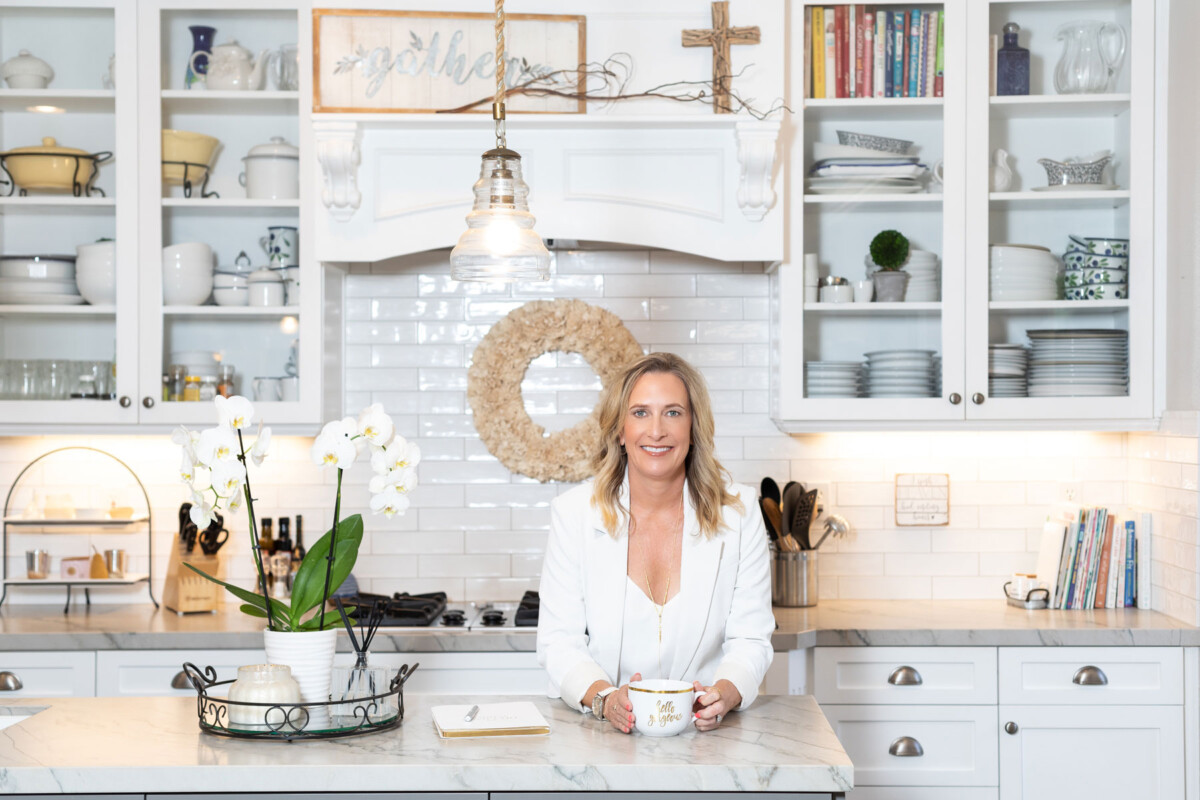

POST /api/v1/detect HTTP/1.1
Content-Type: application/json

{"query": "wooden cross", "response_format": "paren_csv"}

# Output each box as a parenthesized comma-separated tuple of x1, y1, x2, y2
(682, 1, 761, 114)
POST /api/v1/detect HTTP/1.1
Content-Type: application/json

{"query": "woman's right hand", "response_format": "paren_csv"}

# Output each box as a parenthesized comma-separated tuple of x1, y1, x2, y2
(603, 672, 642, 733)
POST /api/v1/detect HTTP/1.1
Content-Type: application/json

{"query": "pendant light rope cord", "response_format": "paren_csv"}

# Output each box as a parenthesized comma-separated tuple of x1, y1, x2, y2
(493, 0, 507, 149)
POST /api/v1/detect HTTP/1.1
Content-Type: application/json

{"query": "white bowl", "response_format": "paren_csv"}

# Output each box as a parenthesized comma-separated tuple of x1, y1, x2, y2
(213, 287, 249, 306)
(75, 241, 116, 305)
(0, 276, 78, 294)
(162, 242, 212, 305)
(0, 254, 75, 279)
(213, 273, 249, 289)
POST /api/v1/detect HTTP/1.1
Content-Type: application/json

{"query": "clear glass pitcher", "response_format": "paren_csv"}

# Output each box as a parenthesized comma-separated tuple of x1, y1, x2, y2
(1054, 21, 1127, 94)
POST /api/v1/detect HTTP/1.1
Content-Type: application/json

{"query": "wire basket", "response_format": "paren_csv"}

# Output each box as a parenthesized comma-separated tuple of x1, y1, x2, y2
(182, 661, 417, 742)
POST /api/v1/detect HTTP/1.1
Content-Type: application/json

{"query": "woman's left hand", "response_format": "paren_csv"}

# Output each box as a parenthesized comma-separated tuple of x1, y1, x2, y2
(692, 679, 741, 732)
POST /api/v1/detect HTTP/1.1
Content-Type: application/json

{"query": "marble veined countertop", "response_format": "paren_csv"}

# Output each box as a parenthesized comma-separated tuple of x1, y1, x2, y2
(1, 600, 1196, 651)
(0, 694, 853, 794)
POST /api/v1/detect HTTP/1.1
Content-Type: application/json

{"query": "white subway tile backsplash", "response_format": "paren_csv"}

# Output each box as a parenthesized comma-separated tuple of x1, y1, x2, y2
(838, 576, 931, 600)
(511, 274, 605, 298)
(372, 298, 465, 321)
(650, 344, 741, 366)
(697, 274, 768, 297)
(465, 531, 548, 554)
(418, 322, 492, 344)
(420, 554, 511, 578)
(420, 508, 512, 531)
(697, 320, 768, 343)
(886, 552, 978, 577)
(419, 368, 469, 391)
(650, 297, 742, 320)
(466, 485, 557, 508)
(463, 577, 539, 602)
(372, 345, 463, 368)
(418, 275, 511, 297)
(420, 461, 510, 485)
(606, 275, 695, 298)
(623, 321, 698, 343)
(557, 249, 649, 274)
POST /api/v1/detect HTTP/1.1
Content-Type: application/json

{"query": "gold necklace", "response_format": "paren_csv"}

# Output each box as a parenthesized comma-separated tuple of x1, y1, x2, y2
(636, 495, 683, 676)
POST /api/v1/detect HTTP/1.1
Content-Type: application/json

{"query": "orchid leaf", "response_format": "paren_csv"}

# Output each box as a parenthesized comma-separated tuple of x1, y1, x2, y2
(288, 514, 364, 628)
(183, 563, 290, 626)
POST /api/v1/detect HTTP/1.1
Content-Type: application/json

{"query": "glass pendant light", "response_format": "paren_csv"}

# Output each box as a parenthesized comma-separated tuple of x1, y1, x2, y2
(449, 0, 551, 282)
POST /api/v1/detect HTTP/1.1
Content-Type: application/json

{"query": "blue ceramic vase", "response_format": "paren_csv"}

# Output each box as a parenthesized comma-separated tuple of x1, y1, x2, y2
(185, 25, 216, 89)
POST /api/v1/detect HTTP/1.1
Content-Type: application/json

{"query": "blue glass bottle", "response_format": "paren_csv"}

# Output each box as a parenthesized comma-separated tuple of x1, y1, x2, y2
(996, 22, 1030, 96)
(185, 25, 216, 90)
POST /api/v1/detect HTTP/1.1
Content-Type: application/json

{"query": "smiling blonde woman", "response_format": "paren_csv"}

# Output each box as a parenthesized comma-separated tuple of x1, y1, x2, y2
(536, 353, 774, 735)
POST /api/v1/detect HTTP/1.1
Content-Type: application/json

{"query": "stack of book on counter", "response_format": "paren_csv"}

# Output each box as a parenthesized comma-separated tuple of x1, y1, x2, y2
(805, 5, 946, 99)
(1035, 507, 1151, 610)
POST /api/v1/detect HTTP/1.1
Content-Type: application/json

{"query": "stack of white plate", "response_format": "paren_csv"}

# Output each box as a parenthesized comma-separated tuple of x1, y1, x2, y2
(805, 361, 863, 398)
(0, 255, 82, 305)
(1026, 329, 1128, 397)
(904, 250, 940, 301)
(862, 350, 939, 398)
(990, 244, 1061, 301)
(989, 343, 1029, 397)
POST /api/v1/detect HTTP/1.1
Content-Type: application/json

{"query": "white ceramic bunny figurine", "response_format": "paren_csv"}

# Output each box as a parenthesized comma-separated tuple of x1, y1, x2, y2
(990, 148, 1013, 192)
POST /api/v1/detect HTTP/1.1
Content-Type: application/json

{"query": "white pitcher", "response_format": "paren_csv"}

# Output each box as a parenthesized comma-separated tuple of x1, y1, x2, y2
(990, 149, 1013, 192)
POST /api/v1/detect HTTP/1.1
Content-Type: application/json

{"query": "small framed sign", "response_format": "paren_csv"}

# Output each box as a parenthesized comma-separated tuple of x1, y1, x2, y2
(894, 473, 950, 527)
(313, 9, 587, 114)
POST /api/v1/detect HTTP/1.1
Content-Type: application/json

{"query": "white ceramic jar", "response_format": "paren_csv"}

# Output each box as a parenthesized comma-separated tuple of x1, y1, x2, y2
(239, 137, 299, 200)
(1, 50, 54, 89)
(226, 663, 302, 726)
(247, 267, 284, 307)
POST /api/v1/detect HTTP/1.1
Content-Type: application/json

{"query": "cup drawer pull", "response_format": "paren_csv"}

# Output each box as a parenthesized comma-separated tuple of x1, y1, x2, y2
(0, 671, 23, 691)
(171, 670, 191, 690)
(1072, 665, 1108, 686)
(888, 736, 924, 757)
(887, 665, 923, 686)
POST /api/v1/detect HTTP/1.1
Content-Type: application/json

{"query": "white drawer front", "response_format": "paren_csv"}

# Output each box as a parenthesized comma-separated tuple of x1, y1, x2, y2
(0, 652, 95, 697)
(815, 647, 997, 705)
(998, 647, 1183, 706)
(823, 704, 999, 787)
(96, 650, 264, 697)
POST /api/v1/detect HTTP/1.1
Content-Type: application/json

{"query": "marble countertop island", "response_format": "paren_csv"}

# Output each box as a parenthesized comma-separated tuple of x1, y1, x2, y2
(0, 694, 853, 795)
(1, 600, 1195, 651)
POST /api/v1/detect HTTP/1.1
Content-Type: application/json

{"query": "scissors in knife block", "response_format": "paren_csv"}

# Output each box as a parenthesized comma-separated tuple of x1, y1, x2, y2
(198, 516, 228, 555)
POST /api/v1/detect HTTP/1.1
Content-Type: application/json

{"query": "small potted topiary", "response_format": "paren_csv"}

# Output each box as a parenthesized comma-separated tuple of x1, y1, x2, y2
(869, 229, 911, 302)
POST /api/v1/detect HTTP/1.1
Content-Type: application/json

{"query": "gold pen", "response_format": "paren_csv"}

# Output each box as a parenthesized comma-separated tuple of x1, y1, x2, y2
(463, 704, 480, 722)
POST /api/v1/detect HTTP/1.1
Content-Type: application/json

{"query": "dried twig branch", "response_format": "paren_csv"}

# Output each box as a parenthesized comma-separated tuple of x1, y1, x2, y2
(437, 53, 789, 119)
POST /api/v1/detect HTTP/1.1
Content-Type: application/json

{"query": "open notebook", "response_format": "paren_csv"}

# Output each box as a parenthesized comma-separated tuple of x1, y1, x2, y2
(431, 701, 551, 739)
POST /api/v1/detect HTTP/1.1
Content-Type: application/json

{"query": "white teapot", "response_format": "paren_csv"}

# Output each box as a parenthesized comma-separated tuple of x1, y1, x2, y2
(191, 41, 270, 91)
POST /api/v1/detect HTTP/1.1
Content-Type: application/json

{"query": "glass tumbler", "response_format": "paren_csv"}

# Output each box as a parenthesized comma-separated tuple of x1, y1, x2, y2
(42, 359, 70, 400)
(15, 360, 39, 399)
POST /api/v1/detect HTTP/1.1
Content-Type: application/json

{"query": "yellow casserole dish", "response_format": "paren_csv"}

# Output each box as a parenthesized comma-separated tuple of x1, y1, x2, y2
(162, 129, 220, 185)
(0, 137, 109, 194)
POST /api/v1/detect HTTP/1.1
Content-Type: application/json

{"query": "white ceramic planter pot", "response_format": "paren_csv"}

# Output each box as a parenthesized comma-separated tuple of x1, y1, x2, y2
(872, 270, 910, 302)
(263, 628, 337, 721)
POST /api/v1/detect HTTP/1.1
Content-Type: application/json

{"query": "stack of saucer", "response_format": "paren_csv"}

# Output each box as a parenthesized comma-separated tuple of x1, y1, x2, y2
(989, 343, 1029, 397)
(903, 250, 940, 301)
(805, 361, 863, 398)
(862, 350, 939, 398)
(1026, 329, 1128, 397)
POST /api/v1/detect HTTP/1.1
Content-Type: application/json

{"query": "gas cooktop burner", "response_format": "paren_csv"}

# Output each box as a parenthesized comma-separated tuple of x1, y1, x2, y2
(479, 608, 507, 626)
(442, 609, 467, 626)
(342, 591, 448, 627)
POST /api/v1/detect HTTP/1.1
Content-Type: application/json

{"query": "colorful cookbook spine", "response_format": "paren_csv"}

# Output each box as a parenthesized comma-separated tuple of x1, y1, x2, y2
(934, 10, 945, 97)
(824, 9, 837, 99)
(873, 11, 886, 97)
(892, 12, 905, 97)
(924, 11, 937, 97)
(834, 6, 847, 98)
(862, 11, 874, 98)
(1124, 520, 1136, 606)
(847, 4, 857, 97)
(812, 7, 825, 98)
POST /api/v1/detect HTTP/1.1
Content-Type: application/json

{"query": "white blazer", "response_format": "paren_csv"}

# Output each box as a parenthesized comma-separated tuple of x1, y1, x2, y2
(536, 478, 775, 713)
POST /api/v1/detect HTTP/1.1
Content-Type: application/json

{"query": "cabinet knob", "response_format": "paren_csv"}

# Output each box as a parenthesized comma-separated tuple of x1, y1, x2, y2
(948, 393, 962, 405)
(1072, 665, 1108, 686)
(887, 665, 923, 686)
(142, 396, 155, 409)
(1005, 721, 1019, 735)
(971, 392, 985, 405)
(171, 670, 191, 690)
(119, 395, 132, 408)
(888, 736, 924, 757)
(0, 671, 23, 691)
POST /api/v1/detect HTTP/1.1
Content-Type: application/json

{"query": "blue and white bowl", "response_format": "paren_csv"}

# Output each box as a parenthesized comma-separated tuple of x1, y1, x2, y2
(1067, 235, 1129, 257)
(1064, 266, 1128, 287)
(1066, 283, 1127, 300)
(1063, 250, 1129, 270)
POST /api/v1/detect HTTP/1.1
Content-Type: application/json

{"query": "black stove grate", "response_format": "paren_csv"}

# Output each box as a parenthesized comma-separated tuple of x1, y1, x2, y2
(515, 590, 539, 627)
(342, 591, 448, 627)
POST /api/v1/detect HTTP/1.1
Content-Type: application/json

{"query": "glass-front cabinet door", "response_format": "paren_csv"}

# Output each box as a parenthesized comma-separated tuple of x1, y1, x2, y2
(778, 1, 967, 425)
(136, 0, 318, 426)
(964, 0, 1152, 423)
(0, 0, 138, 428)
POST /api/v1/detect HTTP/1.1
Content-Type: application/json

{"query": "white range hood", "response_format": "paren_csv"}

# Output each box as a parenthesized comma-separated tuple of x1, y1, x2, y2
(309, 0, 785, 265)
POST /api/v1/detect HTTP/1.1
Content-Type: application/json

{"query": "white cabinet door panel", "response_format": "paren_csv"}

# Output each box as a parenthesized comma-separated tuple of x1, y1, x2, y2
(848, 788, 997, 800)
(0, 652, 95, 697)
(96, 650, 264, 696)
(999, 705, 1184, 800)
(815, 647, 997, 705)
(823, 704, 998, 787)
(998, 647, 1183, 706)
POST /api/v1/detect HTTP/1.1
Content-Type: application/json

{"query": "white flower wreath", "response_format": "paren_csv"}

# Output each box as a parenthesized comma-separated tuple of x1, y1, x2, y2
(467, 298, 644, 483)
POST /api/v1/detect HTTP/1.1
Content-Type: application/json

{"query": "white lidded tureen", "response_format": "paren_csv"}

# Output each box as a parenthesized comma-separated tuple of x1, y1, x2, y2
(194, 40, 270, 91)
(1, 49, 54, 89)
(239, 136, 299, 200)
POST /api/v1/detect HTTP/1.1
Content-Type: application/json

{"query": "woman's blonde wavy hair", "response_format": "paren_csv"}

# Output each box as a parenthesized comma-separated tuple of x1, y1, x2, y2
(591, 352, 743, 539)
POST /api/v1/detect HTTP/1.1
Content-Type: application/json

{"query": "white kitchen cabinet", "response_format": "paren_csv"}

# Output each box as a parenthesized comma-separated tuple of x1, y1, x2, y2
(998, 646, 1182, 706)
(96, 648, 264, 696)
(0, 0, 328, 433)
(821, 703, 999, 787)
(0, 651, 95, 697)
(773, 0, 1161, 431)
(998, 704, 1184, 800)
(815, 646, 997, 705)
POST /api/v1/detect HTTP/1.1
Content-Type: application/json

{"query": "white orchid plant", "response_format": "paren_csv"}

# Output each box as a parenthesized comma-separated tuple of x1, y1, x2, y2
(176, 396, 420, 632)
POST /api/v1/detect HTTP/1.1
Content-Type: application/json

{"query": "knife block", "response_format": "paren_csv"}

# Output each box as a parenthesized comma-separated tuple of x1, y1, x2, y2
(163, 536, 224, 614)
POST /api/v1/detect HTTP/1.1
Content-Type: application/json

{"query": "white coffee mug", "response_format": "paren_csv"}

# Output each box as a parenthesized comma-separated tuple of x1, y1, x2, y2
(253, 376, 281, 402)
(931, 159, 945, 186)
(629, 679, 698, 737)
(853, 279, 874, 302)
(819, 284, 854, 303)
(280, 375, 299, 402)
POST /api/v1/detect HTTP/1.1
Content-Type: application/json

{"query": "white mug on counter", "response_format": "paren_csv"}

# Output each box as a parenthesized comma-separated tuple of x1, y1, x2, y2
(252, 376, 281, 402)
(280, 375, 299, 402)
(853, 279, 874, 303)
(629, 680, 698, 737)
